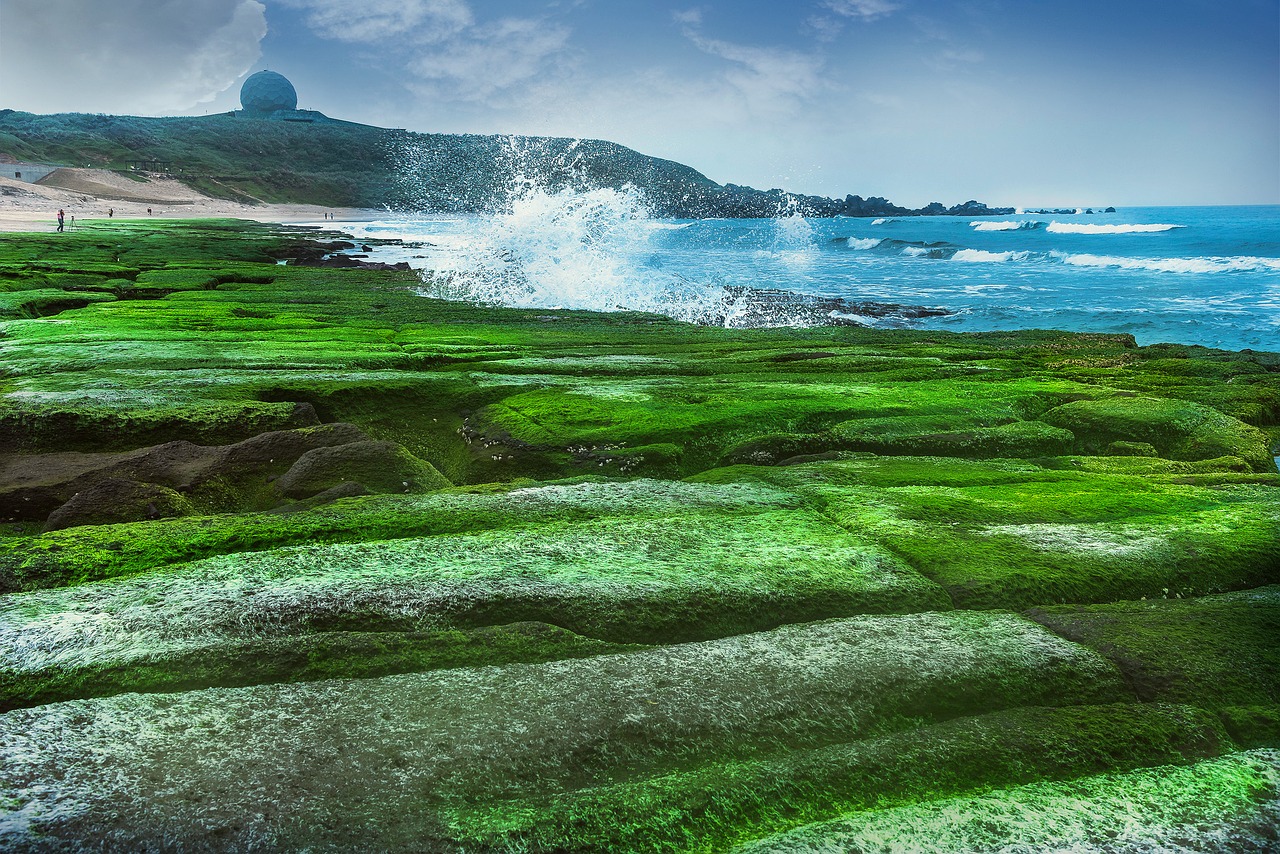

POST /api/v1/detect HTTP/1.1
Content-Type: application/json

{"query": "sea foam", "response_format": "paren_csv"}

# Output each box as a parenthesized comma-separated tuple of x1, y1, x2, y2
(952, 249, 1033, 263)
(970, 220, 1043, 232)
(845, 237, 884, 250)
(1046, 222, 1184, 234)
(409, 183, 878, 328)
(1054, 252, 1280, 274)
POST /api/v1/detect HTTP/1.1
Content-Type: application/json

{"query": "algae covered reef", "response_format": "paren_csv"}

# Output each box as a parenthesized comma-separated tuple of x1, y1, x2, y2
(0, 220, 1278, 851)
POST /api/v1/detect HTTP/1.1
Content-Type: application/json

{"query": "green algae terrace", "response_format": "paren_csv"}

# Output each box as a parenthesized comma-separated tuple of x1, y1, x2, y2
(0, 220, 1277, 851)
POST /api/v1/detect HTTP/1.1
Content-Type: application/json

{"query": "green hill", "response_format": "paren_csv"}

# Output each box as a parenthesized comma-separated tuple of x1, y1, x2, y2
(0, 110, 1012, 218)
(0, 110, 786, 216)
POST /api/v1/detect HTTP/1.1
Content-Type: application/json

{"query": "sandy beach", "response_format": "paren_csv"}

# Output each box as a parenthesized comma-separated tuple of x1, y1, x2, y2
(0, 168, 385, 231)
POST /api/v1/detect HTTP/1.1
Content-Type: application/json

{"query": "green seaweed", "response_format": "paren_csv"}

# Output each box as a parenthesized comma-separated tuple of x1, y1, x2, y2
(1027, 586, 1280, 712)
(447, 704, 1230, 854)
(738, 747, 1278, 854)
(0, 221, 1278, 850)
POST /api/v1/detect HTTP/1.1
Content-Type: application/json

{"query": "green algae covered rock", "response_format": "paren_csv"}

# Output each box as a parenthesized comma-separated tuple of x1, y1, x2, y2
(736, 748, 1280, 854)
(0, 507, 951, 701)
(0, 616, 1141, 849)
(695, 456, 1280, 609)
(0, 288, 116, 318)
(275, 439, 451, 497)
(1, 222, 1278, 850)
(1042, 395, 1275, 471)
(0, 478, 802, 591)
(42, 478, 195, 531)
(1027, 586, 1280, 709)
(0, 399, 320, 454)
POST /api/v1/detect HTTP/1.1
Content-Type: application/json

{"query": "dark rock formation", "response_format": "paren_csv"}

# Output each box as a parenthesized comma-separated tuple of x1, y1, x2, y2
(0, 422, 450, 529)
(706, 286, 952, 328)
(43, 479, 195, 532)
(275, 440, 450, 499)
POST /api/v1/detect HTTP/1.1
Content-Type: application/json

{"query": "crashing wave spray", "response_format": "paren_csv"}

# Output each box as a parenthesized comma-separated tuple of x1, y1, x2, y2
(417, 181, 729, 321)
(762, 194, 819, 266)
(403, 140, 869, 327)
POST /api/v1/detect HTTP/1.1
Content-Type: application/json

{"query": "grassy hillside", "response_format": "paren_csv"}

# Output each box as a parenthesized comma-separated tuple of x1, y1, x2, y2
(0, 110, 804, 216)
(0, 111, 1013, 217)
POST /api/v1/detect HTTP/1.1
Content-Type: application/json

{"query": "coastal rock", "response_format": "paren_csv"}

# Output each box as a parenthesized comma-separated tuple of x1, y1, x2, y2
(43, 478, 194, 531)
(1040, 396, 1274, 471)
(275, 440, 451, 498)
(836, 195, 1015, 218)
(708, 286, 951, 328)
(289, 255, 411, 271)
(217, 422, 371, 468)
(0, 423, 380, 525)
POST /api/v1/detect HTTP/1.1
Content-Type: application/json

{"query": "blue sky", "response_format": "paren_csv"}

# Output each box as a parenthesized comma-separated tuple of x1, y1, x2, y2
(2, 0, 1277, 206)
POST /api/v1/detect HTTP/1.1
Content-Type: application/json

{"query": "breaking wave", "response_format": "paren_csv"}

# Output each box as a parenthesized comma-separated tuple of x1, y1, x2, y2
(970, 220, 1045, 232)
(1052, 252, 1280, 274)
(952, 249, 1034, 263)
(1046, 222, 1184, 234)
(411, 184, 943, 328)
(845, 237, 885, 250)
(414, 184, 727, 321)
(837, 234, 1277, 273)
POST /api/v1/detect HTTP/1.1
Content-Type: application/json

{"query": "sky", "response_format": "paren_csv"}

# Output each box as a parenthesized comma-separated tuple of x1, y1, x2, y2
(1, 0, 1277, 207)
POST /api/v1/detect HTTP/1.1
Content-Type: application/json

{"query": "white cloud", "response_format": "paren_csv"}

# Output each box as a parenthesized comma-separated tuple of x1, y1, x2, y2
(824, 0, 900, 21)
(407, 18, 572, 102)
(937, 48, 984, 66)
(803, 15, 845, 43)
(671, 9, 703, 26)
(276, 1, 571, 106)
(0, 0, 267, 114)
(274, 0, 472, 44)
(679, 27, 827, 120)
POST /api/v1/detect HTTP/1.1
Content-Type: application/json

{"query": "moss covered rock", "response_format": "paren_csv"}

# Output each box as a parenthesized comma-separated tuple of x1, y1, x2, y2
(1041, 396, 1275, 471)
(274, 439, 451, 497)
(42, 478, 194, 531)
(1026, 586, 1280, 710)
(1, 222, 1278, 849)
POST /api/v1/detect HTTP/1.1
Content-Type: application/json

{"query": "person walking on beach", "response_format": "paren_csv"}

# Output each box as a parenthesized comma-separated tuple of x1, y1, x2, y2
(108, 208, 114, 218)
(56, 209, 65, 232)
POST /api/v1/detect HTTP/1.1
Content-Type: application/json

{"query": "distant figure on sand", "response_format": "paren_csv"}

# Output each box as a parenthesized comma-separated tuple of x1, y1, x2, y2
(147, 208, 152, 216)
(108, 208, 114, 217)
(56, 209, 65, 232)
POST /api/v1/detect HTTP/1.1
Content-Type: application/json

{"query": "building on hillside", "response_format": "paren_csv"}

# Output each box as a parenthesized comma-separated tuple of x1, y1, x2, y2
(236, 71, 338, 124)
(1, 160, 59, 183)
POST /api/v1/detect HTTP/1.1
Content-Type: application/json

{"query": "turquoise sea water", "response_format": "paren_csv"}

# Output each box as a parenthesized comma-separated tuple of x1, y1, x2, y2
(343, 201, 1279, 352)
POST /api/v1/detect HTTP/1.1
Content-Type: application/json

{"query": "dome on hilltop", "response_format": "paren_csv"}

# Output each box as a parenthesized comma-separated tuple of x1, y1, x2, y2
(240, 71, 298, 113)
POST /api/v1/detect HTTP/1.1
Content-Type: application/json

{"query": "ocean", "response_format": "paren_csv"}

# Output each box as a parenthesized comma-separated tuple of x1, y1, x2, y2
(334, 194, 1280, 353)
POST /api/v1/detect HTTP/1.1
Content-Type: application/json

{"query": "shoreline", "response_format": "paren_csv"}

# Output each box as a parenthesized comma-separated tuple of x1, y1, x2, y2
(0, 170, 386, 232)
(0, 206, 387, 233)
